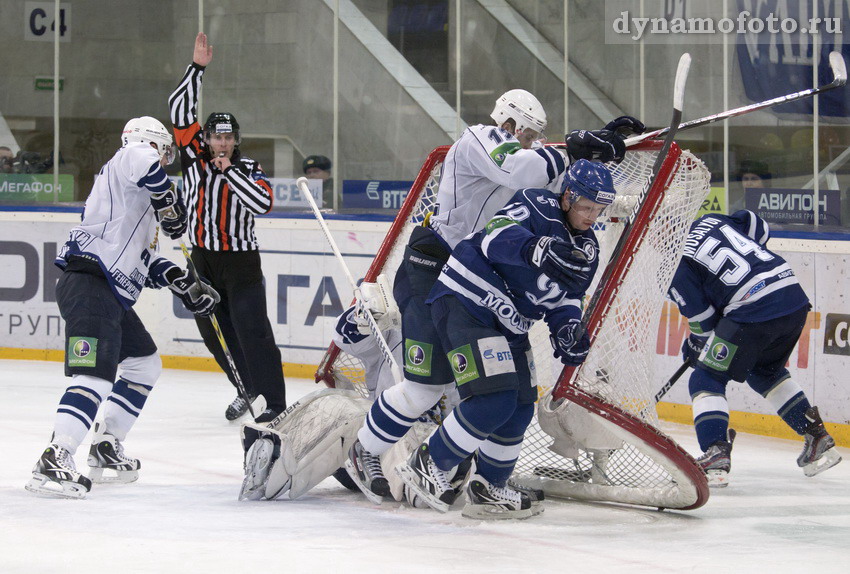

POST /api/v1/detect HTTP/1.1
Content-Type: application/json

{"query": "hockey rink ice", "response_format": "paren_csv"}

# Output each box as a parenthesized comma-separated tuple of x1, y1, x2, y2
(0, 359, 847, 574)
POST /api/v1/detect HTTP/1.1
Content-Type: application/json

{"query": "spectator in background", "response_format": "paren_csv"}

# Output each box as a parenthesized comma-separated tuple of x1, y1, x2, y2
(303, 154, 334, 208)
(729, 159, 771, 213)
(0, 146, 13, 173)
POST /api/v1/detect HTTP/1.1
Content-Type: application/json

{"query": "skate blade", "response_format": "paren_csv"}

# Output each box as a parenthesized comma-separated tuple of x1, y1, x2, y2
(705, 469, 730, 488)
(394, 463, 450, 513)
(88, 467, 139, 484)
(803, 449, 842, 477)
(344, 459, 384, 505)
(461, 502, 535, 520)
(25, 475, 88, 499)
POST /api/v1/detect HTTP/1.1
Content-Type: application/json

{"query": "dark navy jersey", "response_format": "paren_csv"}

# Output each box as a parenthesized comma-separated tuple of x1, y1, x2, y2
(428, 187, 599, 346)
(668, 212, 809, 334)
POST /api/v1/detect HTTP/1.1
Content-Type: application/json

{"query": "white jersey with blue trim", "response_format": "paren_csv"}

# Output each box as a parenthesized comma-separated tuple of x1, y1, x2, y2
(56, 142, 172, 308)
(429, 124, 568, 249)
(668, 212, 809, 334)
(429, 187, 599, 346)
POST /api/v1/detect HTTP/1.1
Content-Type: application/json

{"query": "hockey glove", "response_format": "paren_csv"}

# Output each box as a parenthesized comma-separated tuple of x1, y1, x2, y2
(151, 184, 188, 239)
(353, 274, 401, 335)
(603, 115, 646, 137)
(565, 129, 626, 164)
(165, 266, 221, 317)
(551, 319, 591, 366)
(681, 333, 709, 364)
(526, 236, 591, 293)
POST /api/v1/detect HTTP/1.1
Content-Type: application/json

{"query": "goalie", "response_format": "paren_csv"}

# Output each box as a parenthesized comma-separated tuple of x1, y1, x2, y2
(238, 276, 461, 502)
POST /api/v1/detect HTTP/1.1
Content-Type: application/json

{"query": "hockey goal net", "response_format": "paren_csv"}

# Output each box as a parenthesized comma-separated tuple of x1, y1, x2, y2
(316, 140, 712, 510)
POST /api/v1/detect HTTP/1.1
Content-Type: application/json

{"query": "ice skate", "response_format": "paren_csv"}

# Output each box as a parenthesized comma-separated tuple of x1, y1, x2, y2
(345, 439, 391, 504)
(25, 444, 92, 499)
(508, 478, 545, 516)
(696, 428, 736, 488)
(87, 431, 140, 484)
(797, 407, 842, 477)
(225, 395, 250, 421)
(239, 433, 280, 501)
(395, 443, 457, 513)
(462, 473, 534, 520)
(404, 453, 473, 509)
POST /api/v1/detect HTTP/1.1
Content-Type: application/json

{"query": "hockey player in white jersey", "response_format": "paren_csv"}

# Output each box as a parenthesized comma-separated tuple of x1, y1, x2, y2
(345, 88, 645, 503)
(25, 117, 220, 499)
(395, 159, 616, 518)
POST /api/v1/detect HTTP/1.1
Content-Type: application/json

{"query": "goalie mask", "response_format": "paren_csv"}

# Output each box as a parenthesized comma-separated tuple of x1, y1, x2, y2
(121, 116, 175, 165)
(491, 89, 547, 144)
(562, 159, 616, 206)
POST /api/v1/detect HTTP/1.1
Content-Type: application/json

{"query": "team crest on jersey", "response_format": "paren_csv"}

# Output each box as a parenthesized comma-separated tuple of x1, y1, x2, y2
(576, 239, 598, 263)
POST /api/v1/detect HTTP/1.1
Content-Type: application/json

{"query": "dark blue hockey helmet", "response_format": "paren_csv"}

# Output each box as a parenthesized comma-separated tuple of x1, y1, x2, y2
(729, 209, 770, 245)
(562, 159, 616, 205)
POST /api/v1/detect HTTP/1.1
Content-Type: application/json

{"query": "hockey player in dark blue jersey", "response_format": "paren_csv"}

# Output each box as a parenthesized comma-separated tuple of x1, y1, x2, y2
(669, 210, 841, 487)
(395, 159, 614, 519)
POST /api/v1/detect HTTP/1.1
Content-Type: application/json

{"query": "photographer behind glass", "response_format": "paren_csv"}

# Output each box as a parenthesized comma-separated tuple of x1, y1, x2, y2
(0, 146, 53, 174)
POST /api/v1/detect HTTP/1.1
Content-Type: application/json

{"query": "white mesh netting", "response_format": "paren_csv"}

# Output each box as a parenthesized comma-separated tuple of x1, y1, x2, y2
(317, 142, 712, 509)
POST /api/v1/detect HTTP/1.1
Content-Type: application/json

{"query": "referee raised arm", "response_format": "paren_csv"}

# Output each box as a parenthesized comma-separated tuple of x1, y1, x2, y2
(168, 32, 286, 423)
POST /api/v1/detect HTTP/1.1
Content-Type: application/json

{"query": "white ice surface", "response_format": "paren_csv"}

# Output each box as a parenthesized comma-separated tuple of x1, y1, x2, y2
(1, 359, 847, 574)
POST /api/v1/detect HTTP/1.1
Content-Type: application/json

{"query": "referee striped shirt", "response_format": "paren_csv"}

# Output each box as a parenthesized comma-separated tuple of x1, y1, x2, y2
(168, 63, 273, 251)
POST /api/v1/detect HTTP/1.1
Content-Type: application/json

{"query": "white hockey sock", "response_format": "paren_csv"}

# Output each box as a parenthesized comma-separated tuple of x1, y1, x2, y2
(358, 378, 448, 455)
(102, 354, 160, 441)
(52, 374, 113, 453)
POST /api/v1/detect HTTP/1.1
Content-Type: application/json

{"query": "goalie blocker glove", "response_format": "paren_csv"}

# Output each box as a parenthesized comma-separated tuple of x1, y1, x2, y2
(526, 236, 591, 294)
(550, 318, 591, 366)
(150, 184, 188, 239)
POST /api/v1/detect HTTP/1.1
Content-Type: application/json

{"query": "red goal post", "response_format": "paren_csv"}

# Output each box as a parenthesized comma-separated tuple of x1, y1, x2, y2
(315, 141, 712, 510)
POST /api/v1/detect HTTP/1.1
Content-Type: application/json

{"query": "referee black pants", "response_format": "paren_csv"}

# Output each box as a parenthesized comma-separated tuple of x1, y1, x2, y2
(190, 247, 286, 413)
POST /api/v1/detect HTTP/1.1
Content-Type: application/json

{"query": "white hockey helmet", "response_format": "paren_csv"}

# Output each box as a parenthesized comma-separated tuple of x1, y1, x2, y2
(490, 89, 547, 136)
(121, 116, 175, 165)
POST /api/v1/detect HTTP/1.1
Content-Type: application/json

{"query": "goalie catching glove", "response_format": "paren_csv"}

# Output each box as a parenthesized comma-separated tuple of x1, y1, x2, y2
(550, 318, 591, 366)
(150, 184, 187, 239)
(526, 236, 591, 293)
(353, 274, 401, 335)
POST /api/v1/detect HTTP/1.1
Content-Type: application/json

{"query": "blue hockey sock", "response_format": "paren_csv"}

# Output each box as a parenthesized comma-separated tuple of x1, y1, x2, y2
(428, 390, 517, 471)
(690, 369, 730, 451)
(757, 375, 811, 434)
(476, 402, 534, 486)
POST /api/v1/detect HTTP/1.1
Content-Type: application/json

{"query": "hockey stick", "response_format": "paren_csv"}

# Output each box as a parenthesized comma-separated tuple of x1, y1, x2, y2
(296, 177, 403, 383)
(555, 52, 691, 400)
(654, 359, 691, 404)
(626, 51, 847, 147)
(179, 240, 256, 419)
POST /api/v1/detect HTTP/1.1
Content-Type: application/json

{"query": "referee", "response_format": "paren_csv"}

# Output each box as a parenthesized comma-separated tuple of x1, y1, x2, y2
(168, 32, 286, 422)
